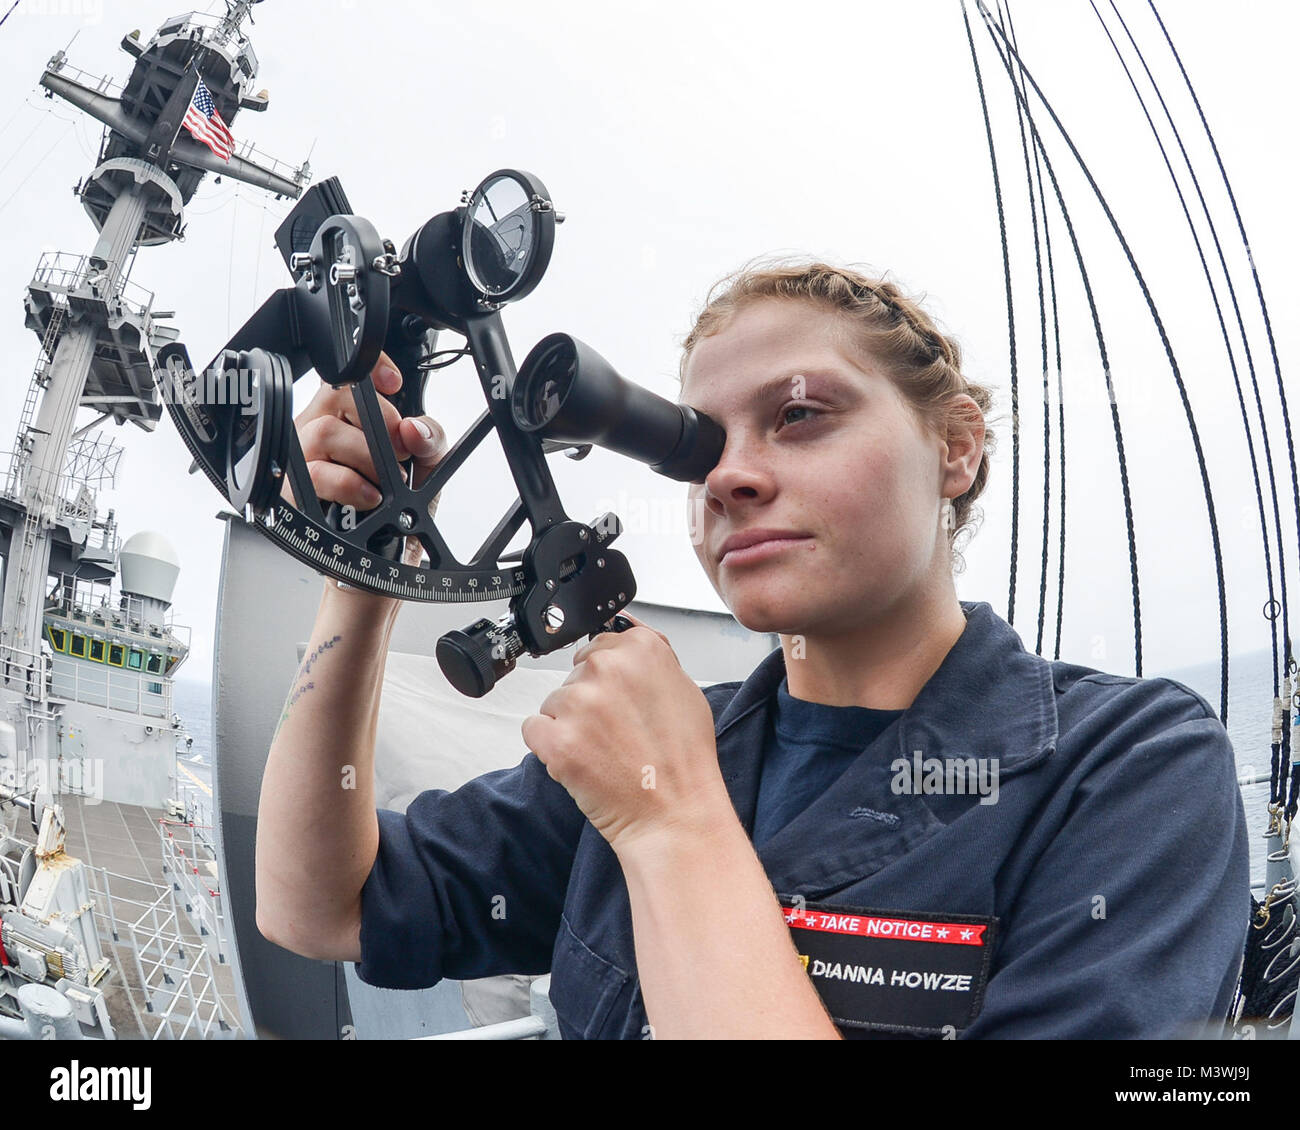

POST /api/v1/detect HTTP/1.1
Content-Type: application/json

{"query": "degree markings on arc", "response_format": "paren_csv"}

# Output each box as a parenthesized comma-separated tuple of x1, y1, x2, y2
(268, 516, 526, 601)
(164, 396, 530, 604)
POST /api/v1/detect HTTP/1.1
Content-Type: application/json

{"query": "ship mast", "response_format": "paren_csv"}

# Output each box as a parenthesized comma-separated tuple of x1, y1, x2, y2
(0, 1, 306, 803)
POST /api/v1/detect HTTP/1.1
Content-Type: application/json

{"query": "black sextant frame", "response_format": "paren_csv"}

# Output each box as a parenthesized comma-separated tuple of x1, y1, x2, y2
(156, 170, 665, 691)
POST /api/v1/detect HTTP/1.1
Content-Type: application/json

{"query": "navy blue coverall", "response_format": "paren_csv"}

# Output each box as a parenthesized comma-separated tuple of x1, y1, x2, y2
(355, 600, 1250, 1038)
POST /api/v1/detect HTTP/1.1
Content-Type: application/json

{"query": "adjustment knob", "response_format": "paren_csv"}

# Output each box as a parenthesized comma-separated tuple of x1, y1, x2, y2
(437, 618, 522, 698)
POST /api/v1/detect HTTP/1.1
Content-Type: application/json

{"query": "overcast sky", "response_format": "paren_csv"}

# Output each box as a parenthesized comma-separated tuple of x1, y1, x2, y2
(0, 0, 1296, 685)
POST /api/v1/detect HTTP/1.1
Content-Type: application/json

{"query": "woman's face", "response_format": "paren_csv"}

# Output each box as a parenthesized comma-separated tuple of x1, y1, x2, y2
(679, 298, 967, 638)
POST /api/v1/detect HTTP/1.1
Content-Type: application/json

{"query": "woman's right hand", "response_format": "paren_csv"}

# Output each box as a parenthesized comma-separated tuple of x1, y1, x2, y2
(282, 351, 448, 569)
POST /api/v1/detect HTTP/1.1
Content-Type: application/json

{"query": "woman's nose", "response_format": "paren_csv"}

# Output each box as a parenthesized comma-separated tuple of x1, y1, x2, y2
(702, 442, 773, 511)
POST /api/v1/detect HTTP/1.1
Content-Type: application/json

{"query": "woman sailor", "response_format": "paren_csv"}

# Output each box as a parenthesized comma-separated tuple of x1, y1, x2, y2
(255, 258, 1249, 1039)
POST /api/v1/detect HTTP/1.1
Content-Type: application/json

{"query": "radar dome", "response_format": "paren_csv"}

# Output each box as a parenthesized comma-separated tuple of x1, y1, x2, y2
(118, 531, 181, 604)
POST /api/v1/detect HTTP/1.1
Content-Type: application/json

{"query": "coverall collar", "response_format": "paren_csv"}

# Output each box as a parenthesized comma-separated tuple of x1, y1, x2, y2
(711, 600, 1061, 894)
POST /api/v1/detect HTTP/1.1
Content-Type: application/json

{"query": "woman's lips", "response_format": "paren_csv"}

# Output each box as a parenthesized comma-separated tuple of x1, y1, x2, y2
(719, 536, 813, 567)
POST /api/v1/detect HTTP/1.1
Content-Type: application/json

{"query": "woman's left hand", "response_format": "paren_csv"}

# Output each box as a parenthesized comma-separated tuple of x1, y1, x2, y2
(521, 612, 730, 856)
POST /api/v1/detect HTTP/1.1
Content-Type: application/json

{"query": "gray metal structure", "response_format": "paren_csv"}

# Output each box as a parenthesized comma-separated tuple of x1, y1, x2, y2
(0, 1, 306, 813)
(211, 512, 780, 1038)
(0, 3, 306, 1039)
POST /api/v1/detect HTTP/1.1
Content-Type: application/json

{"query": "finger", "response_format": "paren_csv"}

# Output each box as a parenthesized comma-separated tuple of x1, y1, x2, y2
(401, 535, 429, 569)
(610, 612, 672, 650)
(400, 416, 449, 488)
(521, 713, 561, 768)
(307, 370, 408, 461)
(343, 384, 411, 465)
(368, 353, 418, 465)
(371, 351, 403, 396)
(521, 713, 539, 755)
(535, 685, 574, 722)
(301, 415, 408, 493)
(305, 460, 384, 509)
(571, 629, 626, 666)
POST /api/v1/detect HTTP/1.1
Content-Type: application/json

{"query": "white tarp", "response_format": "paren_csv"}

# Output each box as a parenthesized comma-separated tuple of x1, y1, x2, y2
(374, 652, 711, 809)
(374, 658, 565, 810)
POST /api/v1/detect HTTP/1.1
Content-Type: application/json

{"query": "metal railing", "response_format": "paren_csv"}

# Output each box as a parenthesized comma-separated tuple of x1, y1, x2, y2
(157, 11, 258, 71)
(86, 863, 239, 1040)
(31, 252, 156, 321)
(48, 573, 188, 642)
(49, 612, 192, 658)
(230, 136, 308, 184)
(417, 976, 558, 1040)
(44, 51, 124, 97)
(47, 660, 171, 720)
(420, 1016, 548, 1040)
(158, 798, 230, 968)
(0, 643, 50, 702)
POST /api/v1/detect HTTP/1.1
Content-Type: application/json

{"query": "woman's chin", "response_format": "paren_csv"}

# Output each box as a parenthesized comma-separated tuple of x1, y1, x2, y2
(724, 590, 820, 637)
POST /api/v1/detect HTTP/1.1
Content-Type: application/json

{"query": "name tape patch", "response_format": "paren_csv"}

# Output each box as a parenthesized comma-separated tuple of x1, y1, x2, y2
(780, 896, 998, 1037)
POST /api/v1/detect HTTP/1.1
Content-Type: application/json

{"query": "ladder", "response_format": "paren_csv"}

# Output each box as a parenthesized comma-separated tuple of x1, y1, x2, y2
(7, 302, 67, 497)
(5, 508, 46, 664)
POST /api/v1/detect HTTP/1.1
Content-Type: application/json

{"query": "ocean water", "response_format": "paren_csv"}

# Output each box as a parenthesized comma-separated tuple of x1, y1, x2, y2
(169, 649, 1282, 886)
(171, 678, 213, 766)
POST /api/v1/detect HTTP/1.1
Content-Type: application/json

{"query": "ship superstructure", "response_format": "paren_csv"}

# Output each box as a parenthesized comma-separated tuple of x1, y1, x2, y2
(0, 2, 304, 1038)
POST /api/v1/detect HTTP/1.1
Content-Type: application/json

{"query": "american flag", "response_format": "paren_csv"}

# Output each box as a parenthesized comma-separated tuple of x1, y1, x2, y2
(182, 77, 235, 162)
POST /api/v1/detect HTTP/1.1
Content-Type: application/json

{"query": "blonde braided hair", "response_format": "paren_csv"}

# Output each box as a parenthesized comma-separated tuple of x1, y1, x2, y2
(678, 256, 1000, 573)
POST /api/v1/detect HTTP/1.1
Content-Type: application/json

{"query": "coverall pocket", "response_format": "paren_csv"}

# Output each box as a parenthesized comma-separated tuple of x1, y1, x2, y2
(548, 913, 632, 1039)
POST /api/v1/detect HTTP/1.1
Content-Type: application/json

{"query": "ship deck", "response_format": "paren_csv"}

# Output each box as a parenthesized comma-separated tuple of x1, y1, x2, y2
(58, 793, 243, 1039)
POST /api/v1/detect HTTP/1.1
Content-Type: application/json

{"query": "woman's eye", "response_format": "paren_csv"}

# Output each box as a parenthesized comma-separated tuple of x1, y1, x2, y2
(779, 404, 819, 427)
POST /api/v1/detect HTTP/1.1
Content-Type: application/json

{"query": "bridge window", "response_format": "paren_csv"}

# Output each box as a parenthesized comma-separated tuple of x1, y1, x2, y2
(108, 644, 125, 667)
(88, 639, 105, 663)
(69, 634, 87, 659)
(46, 626, 67, 653)
(146, 654, 164, 675)
(128, 649, 143, 670)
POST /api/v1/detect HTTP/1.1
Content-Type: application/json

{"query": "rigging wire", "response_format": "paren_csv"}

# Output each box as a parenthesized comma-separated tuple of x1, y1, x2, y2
(1147, 0, 1300, 820)
(0, 119, 76, 216)
(0, 85, 91, 172)
(977, 0, 1231, 722)
(226, 183, 239, 336)
(968, 0, 1145, 685)
(995, 2, 1054, 660)
(959, 1, 1022, 629)
(1003, 4, 1069, 662)
(1095, 1, 1292, 818)
(0, 1, 23, 32)
(0, 116, 48, 181)
(186, 191, 241, 216)
(251, 187, 267, 308)
(0, 91, 107, 221)
(0, 89, 37, 145)
(70, 114, 98, 163)
(969, 4, 1298, 1031)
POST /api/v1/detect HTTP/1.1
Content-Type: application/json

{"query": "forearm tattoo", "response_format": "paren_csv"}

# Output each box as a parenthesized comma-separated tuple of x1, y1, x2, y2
(274, 634, 342, 738)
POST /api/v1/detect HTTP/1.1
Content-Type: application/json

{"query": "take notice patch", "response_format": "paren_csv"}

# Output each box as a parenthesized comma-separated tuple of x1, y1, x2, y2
(780, 896, 998, 1037)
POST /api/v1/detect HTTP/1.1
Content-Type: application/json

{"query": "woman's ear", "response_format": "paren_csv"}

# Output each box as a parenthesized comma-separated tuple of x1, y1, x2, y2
(941, 395, 985, 499)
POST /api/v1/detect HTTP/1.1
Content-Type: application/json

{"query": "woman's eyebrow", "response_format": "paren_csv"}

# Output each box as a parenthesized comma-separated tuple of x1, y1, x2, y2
(687, 370, 861, 416)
